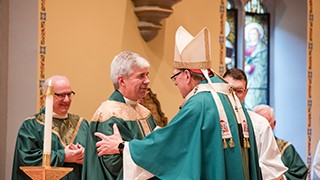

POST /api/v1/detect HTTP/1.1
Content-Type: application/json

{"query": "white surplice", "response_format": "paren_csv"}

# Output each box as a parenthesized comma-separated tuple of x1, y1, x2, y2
(249, 110, 288, 180)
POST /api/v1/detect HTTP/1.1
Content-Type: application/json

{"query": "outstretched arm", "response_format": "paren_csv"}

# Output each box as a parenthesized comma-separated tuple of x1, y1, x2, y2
(95, 124, 123, 156)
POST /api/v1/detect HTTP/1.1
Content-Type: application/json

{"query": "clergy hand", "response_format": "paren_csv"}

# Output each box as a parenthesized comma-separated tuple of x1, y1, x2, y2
(95, 123, 123, 156)
(64, 143, 85, 164)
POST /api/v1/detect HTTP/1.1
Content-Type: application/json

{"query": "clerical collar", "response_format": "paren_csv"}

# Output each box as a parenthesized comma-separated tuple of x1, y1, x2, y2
(53, 112, 68, 119)
(123, 97, 137, 106)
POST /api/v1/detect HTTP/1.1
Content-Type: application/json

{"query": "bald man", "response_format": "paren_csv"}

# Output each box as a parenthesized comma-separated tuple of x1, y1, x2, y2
(12, 75, 88, 180)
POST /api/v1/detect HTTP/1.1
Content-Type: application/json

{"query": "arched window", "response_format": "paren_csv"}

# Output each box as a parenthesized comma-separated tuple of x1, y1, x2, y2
(226, 0, 235, 10)
(244, 0, 267, 14)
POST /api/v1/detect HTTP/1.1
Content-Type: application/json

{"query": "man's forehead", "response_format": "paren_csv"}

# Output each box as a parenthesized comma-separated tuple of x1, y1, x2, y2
(131, 67, 148, 72)
(128, 68, 148, 78)
(225, 77, 245, 87)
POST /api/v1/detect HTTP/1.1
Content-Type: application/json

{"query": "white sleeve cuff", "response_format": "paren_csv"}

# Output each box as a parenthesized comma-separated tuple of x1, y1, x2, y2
(123, 142, 154, 180)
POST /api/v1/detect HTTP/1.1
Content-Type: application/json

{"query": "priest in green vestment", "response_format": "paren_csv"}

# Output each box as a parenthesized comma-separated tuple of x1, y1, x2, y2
(82, 51, 158, 180)
(275, 138, 308, 180)
(254, 104, 308, 180)
(12, 75, 89, 180)
(94, 26, 262, 179)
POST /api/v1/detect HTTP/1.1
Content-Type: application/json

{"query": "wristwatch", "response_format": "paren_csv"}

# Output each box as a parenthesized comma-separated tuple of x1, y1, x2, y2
(118, 142, 125, 154)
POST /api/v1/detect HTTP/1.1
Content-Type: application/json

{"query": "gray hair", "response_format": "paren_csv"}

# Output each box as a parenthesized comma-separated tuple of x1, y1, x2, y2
(110, 51, 150, 89)
(42, 75, 70, 94)
(253, 104, 275, 120)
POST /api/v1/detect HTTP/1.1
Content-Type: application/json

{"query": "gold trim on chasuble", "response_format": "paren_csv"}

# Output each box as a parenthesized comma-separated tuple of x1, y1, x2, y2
(174, 61, 212, 70)
(91, 100, 153, 137)
(276, 138, 291, 154)
(35, 114, 84, 147)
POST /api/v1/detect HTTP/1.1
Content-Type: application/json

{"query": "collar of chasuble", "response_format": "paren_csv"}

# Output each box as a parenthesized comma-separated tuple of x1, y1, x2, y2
(91, 100, 152, 122)
(276, 138, 291, 154)
(35, 111, 83, 147)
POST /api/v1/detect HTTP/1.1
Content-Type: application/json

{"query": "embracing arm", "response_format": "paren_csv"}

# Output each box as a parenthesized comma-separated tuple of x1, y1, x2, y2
(95, 124, 123, 156)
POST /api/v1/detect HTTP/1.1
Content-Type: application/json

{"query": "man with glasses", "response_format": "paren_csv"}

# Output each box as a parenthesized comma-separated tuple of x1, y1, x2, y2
(92, 26, 262, 179)
(82, 51, 158, 180)
(223, 68, 288, 180)
(223, 68, 248, 103)
(12, 75, 89, 180)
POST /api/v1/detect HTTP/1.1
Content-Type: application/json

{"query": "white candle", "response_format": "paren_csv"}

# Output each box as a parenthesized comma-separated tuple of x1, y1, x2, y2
(43, 80, 53, 154)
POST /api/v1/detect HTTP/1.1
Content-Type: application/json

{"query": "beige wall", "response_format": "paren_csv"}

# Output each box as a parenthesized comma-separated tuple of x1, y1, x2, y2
(43, 0, 223, 121)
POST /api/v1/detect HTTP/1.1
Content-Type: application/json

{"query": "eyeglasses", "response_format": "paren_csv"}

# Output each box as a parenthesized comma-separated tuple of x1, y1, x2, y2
(170, 71, 182, 81)
(54, 91, 75, 99)
(233, 88, 246, 95)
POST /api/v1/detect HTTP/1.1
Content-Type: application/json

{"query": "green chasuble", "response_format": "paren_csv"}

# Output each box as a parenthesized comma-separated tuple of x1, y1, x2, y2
(129, 76, 262, 179)
(82, 90, 157, 180)
(276, 138, 308, 180)
(12, 109, 89, 180)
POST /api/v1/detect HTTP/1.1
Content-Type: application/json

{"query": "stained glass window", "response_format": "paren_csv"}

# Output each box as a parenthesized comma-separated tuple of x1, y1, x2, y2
(244, 0, 269, 109)
(244, 0, 266, 14)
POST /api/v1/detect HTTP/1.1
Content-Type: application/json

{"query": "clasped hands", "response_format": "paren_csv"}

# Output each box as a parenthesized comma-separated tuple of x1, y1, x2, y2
(64, 143, 85, 164)
(95, 124, 123, 156)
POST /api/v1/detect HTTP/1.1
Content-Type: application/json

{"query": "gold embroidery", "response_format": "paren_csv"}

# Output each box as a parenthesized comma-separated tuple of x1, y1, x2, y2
(91, 100, 153, 136)
(136, 120, 145, 138)
(139, 120, 151, 136)
(91, 100, 151, 122)
(36, 113, 84, 147)
(276, 138, 291, 154)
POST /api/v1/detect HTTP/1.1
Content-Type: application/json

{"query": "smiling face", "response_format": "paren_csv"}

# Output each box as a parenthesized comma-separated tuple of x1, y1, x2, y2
(52, 78, 73, 116)
(119, 67, 150, 101)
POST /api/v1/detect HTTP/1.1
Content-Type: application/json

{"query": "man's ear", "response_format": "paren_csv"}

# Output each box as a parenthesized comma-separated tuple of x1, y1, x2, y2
(118, 76, 125, 86)
(185, 70, 192, 82)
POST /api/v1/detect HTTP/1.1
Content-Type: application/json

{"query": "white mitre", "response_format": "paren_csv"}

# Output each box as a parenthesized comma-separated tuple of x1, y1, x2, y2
(174, 26, 212, 69)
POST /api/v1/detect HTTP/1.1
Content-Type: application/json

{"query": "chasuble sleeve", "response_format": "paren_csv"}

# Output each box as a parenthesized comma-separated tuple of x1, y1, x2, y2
(12, 119, 65, 180)
(282, 145, 308, 180)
